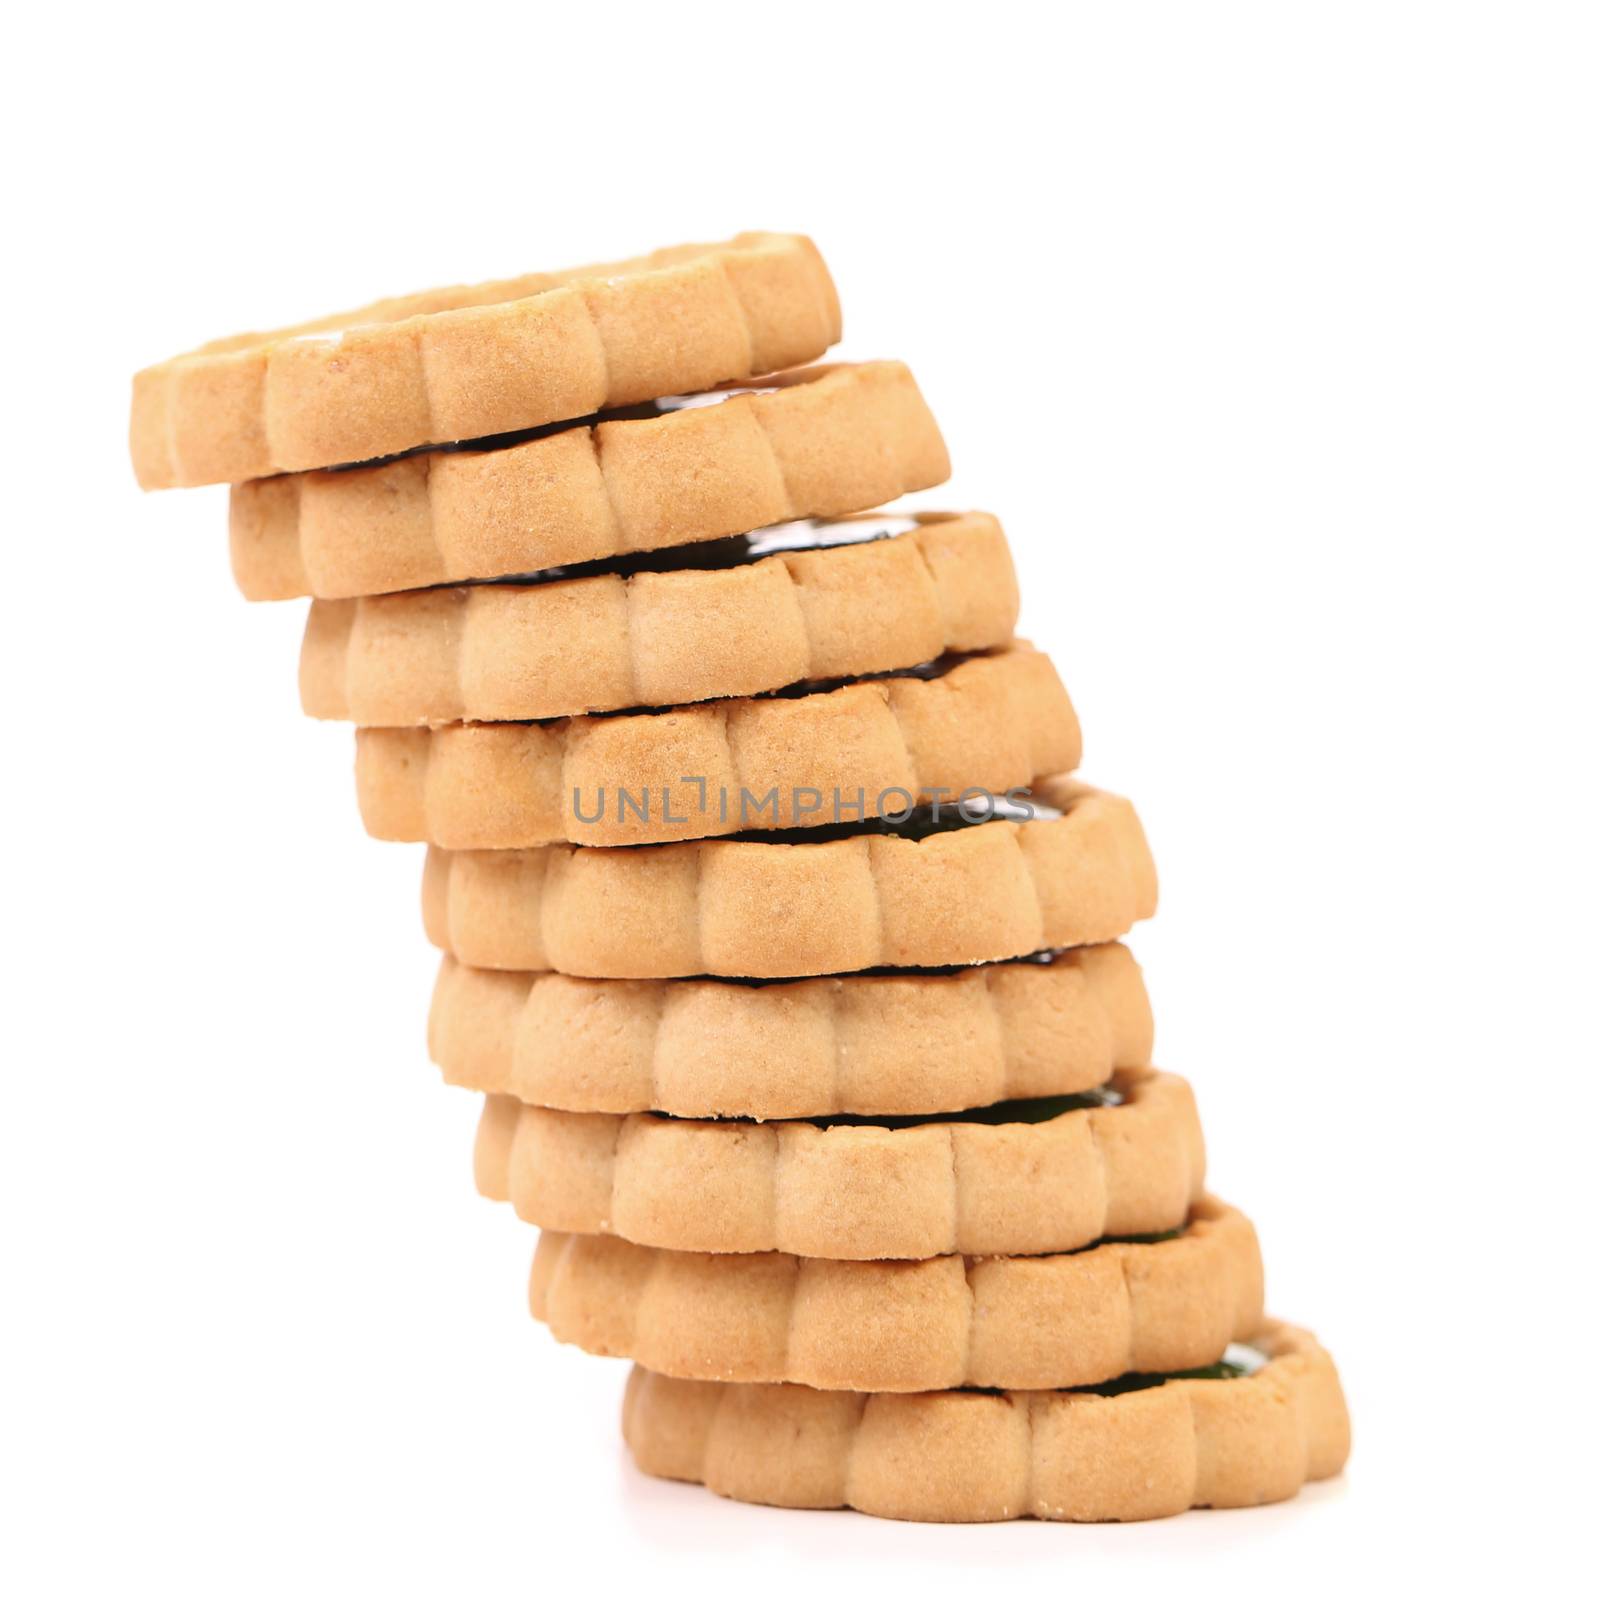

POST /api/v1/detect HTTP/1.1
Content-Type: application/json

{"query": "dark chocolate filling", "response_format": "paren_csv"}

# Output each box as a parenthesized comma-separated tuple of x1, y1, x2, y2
(324, 384, 776, 475)
(1104, 1228, 1185, 1247)
(651, 1084, 1121, 1130)
(467, 513, 919, 589)
(1000, 1360, 1251, 1401)
(1083, 1360, 1251, 1396)
(669, 947, 1076, 991)
(782, 1087, 1116, 1130)
(527, 648, 971, 727)
(589, 792, 1061, 851)
(736, 651, 962, 702)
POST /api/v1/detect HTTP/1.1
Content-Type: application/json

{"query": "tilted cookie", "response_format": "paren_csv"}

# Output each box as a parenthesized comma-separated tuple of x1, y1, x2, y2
(300, 512, 1018, 726)
(130, 231, 840, 488)
(422, 777, 1156, 979)
(473, 1067, 1202, 1260)
(230, 362, 949, 600)
(359, 642, 1078, 849)
(530, 1195, 1262, 1392)
(430, 942, 1151, 1120)
(622, 1319, 1350, 1523)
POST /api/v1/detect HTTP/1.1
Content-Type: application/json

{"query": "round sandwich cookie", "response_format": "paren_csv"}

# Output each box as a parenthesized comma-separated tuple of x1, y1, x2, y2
(130, 231, 841, 488)
(621, 1320, 1350, 1523)
(358, 641, 1078, 849)
(473, 1066, 1203, 1261)
(529, 1196, 1262, 1392)
(230, 362, 949, 601)
(299, 511, 1019, 726)
(421, 777, 1156, 979)
(428, 941, 1152, 1121)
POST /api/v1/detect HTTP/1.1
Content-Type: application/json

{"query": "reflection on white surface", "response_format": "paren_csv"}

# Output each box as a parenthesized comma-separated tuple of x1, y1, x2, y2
(616, 1443, 1352, 1568)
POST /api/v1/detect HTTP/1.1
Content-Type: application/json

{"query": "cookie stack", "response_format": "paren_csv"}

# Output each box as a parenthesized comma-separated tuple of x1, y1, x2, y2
(131, 231, 1348, 1523)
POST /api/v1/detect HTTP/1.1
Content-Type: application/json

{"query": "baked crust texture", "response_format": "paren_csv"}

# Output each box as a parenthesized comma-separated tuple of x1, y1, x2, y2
(428, 941, 1151, 1120)
(230, 362, 947, 599)
(473, 1067, 1203, 1261)
(422, 777, 1157, 979)
(529, 1195, 1262, 1391)
(621, 1320, 1350, 1522)
(358, 641, 1078, 848)
(299, 512, 1019, 725)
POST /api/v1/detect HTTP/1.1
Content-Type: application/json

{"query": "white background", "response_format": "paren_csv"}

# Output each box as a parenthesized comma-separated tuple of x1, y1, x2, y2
(4, 3, 1596, 1593)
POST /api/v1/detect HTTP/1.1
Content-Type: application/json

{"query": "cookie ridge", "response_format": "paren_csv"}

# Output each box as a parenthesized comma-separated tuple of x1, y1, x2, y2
(530, 1195, 1262, 1390)
(474, 1066, 1204, 1260)
(429, 942, 1152, 1120)
(422, 776, 1157, 978)
(231, 362, 948, 599)
(621, 1319, 1350, 1522)
(300, 512, 1019, 725)
(359, 641, 1078, 848)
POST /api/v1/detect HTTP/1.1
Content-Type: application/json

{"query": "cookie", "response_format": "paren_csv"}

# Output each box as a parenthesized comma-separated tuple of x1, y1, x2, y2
(230, 362, 949, 600)
(429, 942, 1152, 1121)
(130, 232, 841, 488)
(422, 777, 1156, 978)
(358, 642, 1078, 849)
(529, 1195, 1262, 1392)
(473, 1067, 1202, 1260)
(299, 512, 1019, 726)
(621, 1319, 1349, 1523)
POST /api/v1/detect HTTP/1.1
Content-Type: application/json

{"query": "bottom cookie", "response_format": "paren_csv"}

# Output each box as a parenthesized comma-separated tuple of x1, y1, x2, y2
(622, 1319, 1348, 1523)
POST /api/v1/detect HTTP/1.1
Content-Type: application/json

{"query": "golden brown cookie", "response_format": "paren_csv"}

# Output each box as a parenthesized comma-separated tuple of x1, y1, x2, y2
(622, 1319, 1349, 1523)
(300, 512, 1019, 726)
(358, 642, 1078, 849)
(429, 942, 1151, 1120)
(473, 1067, 1202, 1260)
(130, 232, 841, 488)
(230, 362, 949, 600)
(422, 777, 1156, 978)
(530, 1195, 1262, 1391)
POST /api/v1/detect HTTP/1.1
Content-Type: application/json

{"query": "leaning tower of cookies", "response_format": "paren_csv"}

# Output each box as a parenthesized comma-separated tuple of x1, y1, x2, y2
(131, 232, 1347, 1523)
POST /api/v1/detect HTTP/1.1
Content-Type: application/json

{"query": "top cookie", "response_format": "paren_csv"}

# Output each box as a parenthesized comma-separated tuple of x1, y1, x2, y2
(129, 232, 841, 488)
